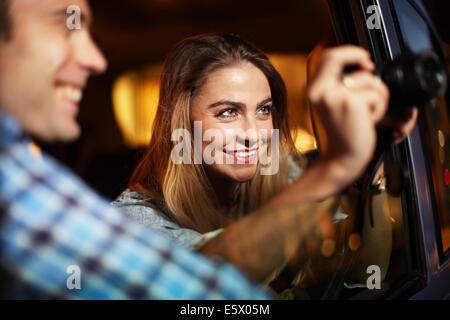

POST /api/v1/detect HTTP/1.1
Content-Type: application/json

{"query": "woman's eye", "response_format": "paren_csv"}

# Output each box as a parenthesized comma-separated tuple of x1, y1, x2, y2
(216, 108, 237, 118)
(258, 105, 273, 116)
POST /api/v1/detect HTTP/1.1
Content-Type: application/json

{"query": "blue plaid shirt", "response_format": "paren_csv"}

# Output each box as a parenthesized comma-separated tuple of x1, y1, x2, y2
(0, 110, 270, 300)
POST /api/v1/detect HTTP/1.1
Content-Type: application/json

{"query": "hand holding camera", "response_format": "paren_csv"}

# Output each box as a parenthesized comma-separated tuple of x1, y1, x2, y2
(306, 46, 447, 189)
(306, 45, 390, 187)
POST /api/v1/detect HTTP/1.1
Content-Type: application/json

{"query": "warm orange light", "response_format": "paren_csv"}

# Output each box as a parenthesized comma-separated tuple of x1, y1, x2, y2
(292, 127, 318, 153)
(113, 54, 317, 152)
(348, 233, 361, 251)
(112, 65, 161, 148)
(321, 239, 336, 257)
(268, 53, 317, 153)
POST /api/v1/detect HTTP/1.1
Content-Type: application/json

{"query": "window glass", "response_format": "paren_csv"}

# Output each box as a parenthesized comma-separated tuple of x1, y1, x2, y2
(277, 2, 413, 298)
(283, 0, 447, 300)
(393, 0, 433, 52)
(393, 0, 450, 259)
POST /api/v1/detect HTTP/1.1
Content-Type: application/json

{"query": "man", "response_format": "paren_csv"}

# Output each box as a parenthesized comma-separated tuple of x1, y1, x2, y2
(0, 0, 270, 299)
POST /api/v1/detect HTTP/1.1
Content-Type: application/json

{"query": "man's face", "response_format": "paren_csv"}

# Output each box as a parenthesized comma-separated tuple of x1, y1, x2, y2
(0, 0, 107, 142)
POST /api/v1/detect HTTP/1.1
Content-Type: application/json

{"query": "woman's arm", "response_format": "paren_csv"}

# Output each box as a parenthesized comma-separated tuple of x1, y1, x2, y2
(278, 105, 419, 287)
(199, 45, 394, 282)
(199, 158, 345, 282)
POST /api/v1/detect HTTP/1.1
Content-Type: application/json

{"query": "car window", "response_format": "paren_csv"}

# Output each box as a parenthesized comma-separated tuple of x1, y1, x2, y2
(393, 0, 450, 261)
(287, 0, 447, 300)
(393, 0, 433, 52)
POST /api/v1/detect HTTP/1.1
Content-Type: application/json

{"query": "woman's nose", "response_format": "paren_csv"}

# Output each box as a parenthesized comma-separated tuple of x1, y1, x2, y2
(236, 117, 259, 148)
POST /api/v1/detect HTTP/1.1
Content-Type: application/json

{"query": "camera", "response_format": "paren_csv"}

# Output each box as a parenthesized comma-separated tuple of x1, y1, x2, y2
(379, 50, 447, 111)
(344, 50, 447, 111)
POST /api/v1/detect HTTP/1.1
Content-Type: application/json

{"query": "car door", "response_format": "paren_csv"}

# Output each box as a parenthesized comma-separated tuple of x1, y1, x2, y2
(325, 0, 449, 299)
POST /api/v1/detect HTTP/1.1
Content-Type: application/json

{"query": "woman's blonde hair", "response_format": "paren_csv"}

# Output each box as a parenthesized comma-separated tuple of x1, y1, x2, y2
(130, 33, 299, 233)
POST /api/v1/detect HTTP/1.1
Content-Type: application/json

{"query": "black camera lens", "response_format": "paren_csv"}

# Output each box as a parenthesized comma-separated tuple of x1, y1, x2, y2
(380, 51, 447, 111)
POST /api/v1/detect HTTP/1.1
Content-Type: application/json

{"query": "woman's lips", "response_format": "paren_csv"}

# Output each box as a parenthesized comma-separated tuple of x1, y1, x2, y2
(223, 148, 259, 164)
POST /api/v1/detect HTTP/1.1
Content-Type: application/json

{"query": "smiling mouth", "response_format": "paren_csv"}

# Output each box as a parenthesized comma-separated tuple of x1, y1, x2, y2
(55, 84, 83, 103)
(222, 148, 259, 164)
(224, 149, 258, 157)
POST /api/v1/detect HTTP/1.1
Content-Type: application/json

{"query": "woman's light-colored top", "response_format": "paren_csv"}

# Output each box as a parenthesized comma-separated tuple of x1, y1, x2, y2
(111, 154, 347, 250)
(111, 188, 224, 250)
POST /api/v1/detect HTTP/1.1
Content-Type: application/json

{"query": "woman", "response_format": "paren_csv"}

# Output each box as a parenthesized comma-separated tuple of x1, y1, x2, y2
(113, 33, 416, 286)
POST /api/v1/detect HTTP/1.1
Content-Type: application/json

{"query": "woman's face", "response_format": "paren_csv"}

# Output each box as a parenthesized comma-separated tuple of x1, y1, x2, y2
(191, 62, 274, 183)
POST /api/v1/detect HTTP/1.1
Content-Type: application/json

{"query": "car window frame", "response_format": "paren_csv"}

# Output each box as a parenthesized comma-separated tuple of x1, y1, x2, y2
(327, 0, 429, 299)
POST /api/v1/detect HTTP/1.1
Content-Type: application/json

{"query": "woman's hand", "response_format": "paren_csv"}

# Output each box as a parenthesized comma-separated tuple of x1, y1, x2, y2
(306, 45, 390, 187)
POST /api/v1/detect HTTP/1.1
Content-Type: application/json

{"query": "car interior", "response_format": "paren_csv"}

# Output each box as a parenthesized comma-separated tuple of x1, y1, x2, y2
(40, 0, 449, 299)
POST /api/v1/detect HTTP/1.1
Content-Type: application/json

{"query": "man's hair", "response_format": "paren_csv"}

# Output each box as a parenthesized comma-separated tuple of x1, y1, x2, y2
(0, 0, 10, 40)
